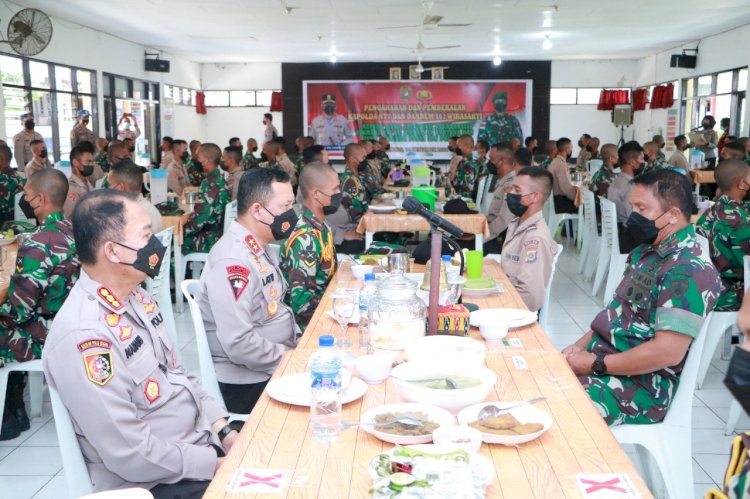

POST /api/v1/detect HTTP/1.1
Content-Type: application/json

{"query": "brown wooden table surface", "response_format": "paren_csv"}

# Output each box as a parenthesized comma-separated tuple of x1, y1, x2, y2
(689, 169, 716, 185)
(204, 260, 652, 498)
(0, 242, 18, 304)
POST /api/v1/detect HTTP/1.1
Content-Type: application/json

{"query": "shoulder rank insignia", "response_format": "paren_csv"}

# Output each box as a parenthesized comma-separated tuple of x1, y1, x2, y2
(245, 234, 262, 255)
(98, 287, 123, 310)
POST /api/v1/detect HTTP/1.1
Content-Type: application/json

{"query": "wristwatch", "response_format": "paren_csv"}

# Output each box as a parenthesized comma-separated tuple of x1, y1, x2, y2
(592, 355, 607, 376)
(217, 424, 234, 443)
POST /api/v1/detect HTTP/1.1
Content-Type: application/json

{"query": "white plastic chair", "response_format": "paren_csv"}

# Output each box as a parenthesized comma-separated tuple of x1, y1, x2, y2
(0, 359, 44, 422)
(723, 256, 750, 434)
(611, 311, 712, 499)
(180, 279, 247, 422)
(475, 176, 488, 213)
(577, 189, 600, 280)
(539, 244, 564, 329)
(223, 200, 238, 234)
(576, 201, 585, 251)
(594, 198, 621, 299)
(587, 159, 603, 177)
(175, 251, 208, 313)
(544, 195, 579, 243)
(49, 384, 94, 498)
(144, 227, 177, 346)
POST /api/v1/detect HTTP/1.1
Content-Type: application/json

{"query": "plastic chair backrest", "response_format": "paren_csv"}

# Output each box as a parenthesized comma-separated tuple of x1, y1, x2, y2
(599, 197, 619, 254)
(582, 189, 597, 235)
(588, 159, 603, 176)
(180, 279, 223, 403)
(475, 176, 487, 207)
(540, 244, 564, 325)
(49, 385, 94, 498)
(224, 200, 238, 234)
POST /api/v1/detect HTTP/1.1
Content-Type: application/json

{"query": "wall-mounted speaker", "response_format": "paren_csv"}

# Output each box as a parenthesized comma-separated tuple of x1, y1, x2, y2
(145, 59, 170, 72)
(670, 54, 697, 69)
(612, 105, 633, 126)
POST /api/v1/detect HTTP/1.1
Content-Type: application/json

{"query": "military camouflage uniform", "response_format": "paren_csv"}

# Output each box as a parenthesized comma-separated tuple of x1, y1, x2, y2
(359, 161, 383, 200)
(294, 156, 305, 176)
(279, 208, 338, 332)
(579, 225, 720, 425)
(0, 168, 25, 222)
(242, 152, 259, 170)
(0, 212, 80, 363)
(94, 151, 110, 174)
(182, 168, 229, 255)
(588, 167, 618, 197)
(70, 124, 96, 148)
(185, 157, 205, 187)
(539, 157, 553, 170)
(695, 195, 750, 311)
(642, 157, 671, 175)
(375, 151, 391, 181)
(452, 158, 481, 198)
(477, 113, 523, 145)
(340, 170, 369, 224)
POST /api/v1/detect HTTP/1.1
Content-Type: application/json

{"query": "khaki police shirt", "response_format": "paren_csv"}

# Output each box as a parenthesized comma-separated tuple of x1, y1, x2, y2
(501, 211, 557, 312)
(486, 170, 517, 241)
(277, 154, 298, 185)
(167, 160, 190, 196)
(549, 155, 577, 200)
(137, 195, 163, 233)
(226, 168, 244, 201)
(197, 221, 299, 385)
(43, 270, 226, 492)
(607, 172, 634, 224)
(160, 150, 174, 169)
(24, 157, 52, 178)
(669, 150, 688, 169)
(13, 130, 44, 172)
(63, 174, 95, 219)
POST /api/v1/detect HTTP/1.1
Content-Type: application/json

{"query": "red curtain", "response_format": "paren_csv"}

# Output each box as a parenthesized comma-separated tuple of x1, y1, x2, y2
(270, 91, 283, 112)
(597, 89, 630, 110)
(650, 83, 675, 109)
(195, 91, 207, 114)
(632, 88, 649, 111)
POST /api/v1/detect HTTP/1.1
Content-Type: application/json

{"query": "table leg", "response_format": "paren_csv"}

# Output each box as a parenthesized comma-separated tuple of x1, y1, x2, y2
(366, 231, 374, 250)
(475, 233, 483, 250)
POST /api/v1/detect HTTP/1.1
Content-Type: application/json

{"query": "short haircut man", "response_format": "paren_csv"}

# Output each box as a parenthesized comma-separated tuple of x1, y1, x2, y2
(237, 165, 290, 216)
(556, 137, 571, 152)
(721, 142, 746, 161)
(109, 161, 144, 192)
(0, 144, 12, 165)
(514, 148, 533, 168)
(72, 191, 138, 265)
(27, 168, 69, 208)
(303, 144, 326, 165)
(631, 169, 693, 220)
(264, 113, 273, 121)
(229, 137, 241, 147)
(107, 141, 128, 164)
(298, 160, 336, 199)
(476, 139, 490, 155)
(223, 145, 242, 166)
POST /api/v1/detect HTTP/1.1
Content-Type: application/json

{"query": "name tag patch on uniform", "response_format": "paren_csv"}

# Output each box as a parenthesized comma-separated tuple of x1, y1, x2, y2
(84, 352, 114, 386)
(227, 265, 250, 300)
(77, 339, 112, 352)
(509, 254, 520, 262)
(124, 335, 144, 359)
(144, 379, 160, 403)
(105, 312, 120, 327)
(262, 273, 275, 286)
(119, 325, 133, 342)
(98, 287, 122, 309)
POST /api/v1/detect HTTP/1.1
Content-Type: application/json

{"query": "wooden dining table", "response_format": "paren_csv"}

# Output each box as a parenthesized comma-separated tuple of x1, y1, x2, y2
(204, 260, 652, 498)
(689, 169, 716, 196)
(0, 242, 19, 304)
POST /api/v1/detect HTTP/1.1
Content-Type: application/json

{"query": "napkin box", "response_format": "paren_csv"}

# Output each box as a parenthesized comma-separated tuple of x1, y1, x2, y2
(432, 304, 470, 336)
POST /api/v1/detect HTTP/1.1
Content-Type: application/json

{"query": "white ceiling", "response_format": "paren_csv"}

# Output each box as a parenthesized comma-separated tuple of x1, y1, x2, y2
(6, 0, 750, 63)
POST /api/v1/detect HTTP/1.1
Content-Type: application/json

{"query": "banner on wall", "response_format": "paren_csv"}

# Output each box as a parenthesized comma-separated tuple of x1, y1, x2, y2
(303, 80, 533, 160)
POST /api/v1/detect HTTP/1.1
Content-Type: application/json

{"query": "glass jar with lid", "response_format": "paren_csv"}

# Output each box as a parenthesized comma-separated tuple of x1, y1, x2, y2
(368, 272, 427, 351)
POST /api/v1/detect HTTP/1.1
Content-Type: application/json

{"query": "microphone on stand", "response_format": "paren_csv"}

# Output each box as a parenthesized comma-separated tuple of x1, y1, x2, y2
(402, 196, 464, 239)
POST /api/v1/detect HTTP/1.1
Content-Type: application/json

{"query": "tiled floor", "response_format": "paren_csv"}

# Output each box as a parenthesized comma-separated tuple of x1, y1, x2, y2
(0, 240, 744, 498)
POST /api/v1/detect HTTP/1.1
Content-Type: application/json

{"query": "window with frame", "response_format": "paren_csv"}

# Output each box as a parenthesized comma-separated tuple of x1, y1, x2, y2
(681, 67, 747, 136)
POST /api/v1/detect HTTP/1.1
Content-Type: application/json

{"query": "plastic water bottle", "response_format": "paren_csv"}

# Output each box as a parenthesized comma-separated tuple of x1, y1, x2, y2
(358, 273, 377, 351)
(310, 335, 342, 441)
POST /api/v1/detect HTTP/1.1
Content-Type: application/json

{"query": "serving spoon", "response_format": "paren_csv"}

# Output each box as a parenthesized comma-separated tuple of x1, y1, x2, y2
(477, 396, 546, 420)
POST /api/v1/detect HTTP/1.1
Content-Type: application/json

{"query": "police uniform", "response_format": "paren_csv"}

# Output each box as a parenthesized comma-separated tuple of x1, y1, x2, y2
(588, 166, 617, 197)
(137, 195, 163, 234)
(0, 212, 79, 363)
(579, 225, 720, 425)
(264, 123, 278, 144)
(695, 195, 750, 311)
(198, 221, 298, 387)
(226, 168, 244, 201)
(12, 130, 43, 173)
(43, 270, 227, 491)
(24, 157, 52, 178)
(63, 174, 95, 220)
(452, 157, 481, 198)
(607, 172, 634, 224)
(668, 150, 688, 170)
(500, 211, 557, 312)
(309, 94, 354, 147)
(486, 170, 517, 242)
(279, 208, 338, 332)
(277, 154, 298, 186)
(160, 150, 174, 170)
(167, 160, 190, 196)
(0, 169, 24, 222)
(70, 123, 97, 148)
(548, 155, 577, 202)
(182, 168, 229, 255)
(576, 148, 592, 169)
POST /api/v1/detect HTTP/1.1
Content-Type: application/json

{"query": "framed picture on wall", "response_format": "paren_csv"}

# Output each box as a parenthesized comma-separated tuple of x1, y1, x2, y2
(409, 65, 421, 80)
(432, 67, 444, 80)
(389, 67, 402, 81)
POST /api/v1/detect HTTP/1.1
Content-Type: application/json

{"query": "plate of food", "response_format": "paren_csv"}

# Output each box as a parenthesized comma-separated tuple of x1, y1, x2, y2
(457, 402, 553, 445)
(461, 277, 503, 297)
(378, 192, 397, 200)
(0, 230, 17, 246)
(359, 403, 455, 445)
(369, 444, 493, 498)
(265, 372, 367, 406)
(469, 308, 538, 329)
(369, 204, 397, 213)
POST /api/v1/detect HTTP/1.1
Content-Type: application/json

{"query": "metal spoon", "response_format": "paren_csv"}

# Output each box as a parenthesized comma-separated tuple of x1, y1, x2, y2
(477, 396, 546, 420)
(391, 375, 459, 389)
(341, 416, 423, 429)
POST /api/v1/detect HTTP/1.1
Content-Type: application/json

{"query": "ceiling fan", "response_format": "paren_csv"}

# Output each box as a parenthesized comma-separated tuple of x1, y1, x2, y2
(412, 57, 450, 74)
(387, 34, 460, 52)
(377, 1, 471, 30)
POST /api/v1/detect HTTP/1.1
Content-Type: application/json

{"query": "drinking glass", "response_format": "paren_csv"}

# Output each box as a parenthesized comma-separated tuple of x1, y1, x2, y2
(332, 294, 356, 348)
(387, 253, 409, 274)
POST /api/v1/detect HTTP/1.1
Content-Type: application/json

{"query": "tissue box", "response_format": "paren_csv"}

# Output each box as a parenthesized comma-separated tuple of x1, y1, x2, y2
(434, 304, 470, 336)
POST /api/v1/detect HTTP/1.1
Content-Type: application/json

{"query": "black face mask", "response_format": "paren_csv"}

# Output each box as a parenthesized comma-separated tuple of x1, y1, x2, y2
(128, 146, 136, 152)
(81, 164, 94, 177)
(114, 235, 167, 279)
(82, 120, 89, 126)
(25, 121, 35, 130)
(494, 102, 507, 113)
(323, 104, 336, 114)
(506, 192, 532, 217)
(626, 211, 666, 246)
(577, 140, 584, 148)
(486, 161, 498, 177)
(192, 158, 202, 171)
(261, 206, 298, 240)
(358, 160, 369, 173)
(40, 149, 48, 158)
(366, 151, 376, 160)
(322, 192, 342, 215)
(385, 144, 391, 151)
(633, 161, 646, 176)
(586, 145, 593, 152)
(18, 194, 39, 220)
(181, 152, 190, 162)
(260, 152, 268, 162)
(219, 161, 228, 172)
(448, 146, 455, 153)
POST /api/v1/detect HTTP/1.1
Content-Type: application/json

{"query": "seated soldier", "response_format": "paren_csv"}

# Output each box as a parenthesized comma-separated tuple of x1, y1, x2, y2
(325, 143, 368, 255)
(538, 140, 557, 170)
(696, 159, 750, 311)
(484, 143, 517, 254)
(279, 161, 339, 332)
(500, 167, 557, 312)
(24, 139, 52, 178)
(44, 190, 238, 495)
(222, 145, 244, 201)
(359, 140, 383, 199)
(452, 135, 482, 198)
(548, 137, 578, 214)
(588, 143, 619, 197)
(0, 144, 24, 224)
(167, 139, 191, 196)
(563, 170, 720, 425)
(108, 160, 162, 233)
(183, 143, 230, 255)
(242, 138, 259, 169)
(0, 169, 79, 441)
(642, 141, 669, 174)
(198, 168, 299, 414)
(608, 141, 644, 253)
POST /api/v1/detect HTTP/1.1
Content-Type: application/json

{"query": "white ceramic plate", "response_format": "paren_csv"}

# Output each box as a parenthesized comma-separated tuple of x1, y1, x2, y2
(327, 309, 360, 324)
(359, 403, 455, 445)
(0, 237, 17, 246)
(369, 204, 397, 213)
(461, 284, 504, 297)
(457, 402, 553, 446)
(265, 373, 367, 406)
(469, 308, 537, 329)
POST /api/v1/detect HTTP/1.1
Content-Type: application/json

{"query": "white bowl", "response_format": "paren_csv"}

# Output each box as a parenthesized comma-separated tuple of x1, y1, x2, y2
(359, 402, 455, 445)
(431, 424, 483, 453)
(478, 323, 508, 341)
(355, 353, 394, 385)
(405, 336, 486, 368)
(393, 198, 404, 209)
(351, 264, 374, 280)
(457, 402, 553, 446)
(390, 361, 496, 414)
